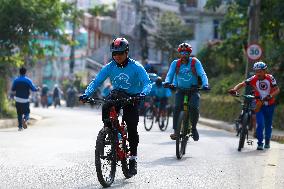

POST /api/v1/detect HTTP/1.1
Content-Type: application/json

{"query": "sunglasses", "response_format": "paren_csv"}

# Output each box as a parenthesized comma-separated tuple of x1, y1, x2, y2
(179, 51, 190, 56)
(112, 51, 125, 56)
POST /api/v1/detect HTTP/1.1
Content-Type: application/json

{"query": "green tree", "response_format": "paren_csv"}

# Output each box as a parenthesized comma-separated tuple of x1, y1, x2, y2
(152, 11, 193, 62)
(0, 0, 68, 117)
(88, 3, 116, 17)
(203, 0, 284, 102)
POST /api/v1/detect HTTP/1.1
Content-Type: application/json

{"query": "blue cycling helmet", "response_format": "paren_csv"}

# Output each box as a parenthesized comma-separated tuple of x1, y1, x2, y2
(253, 62, 267, 71)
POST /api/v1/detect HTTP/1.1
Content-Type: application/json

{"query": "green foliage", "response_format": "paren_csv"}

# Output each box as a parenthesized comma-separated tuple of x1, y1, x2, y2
(200, 94, 240, 122)
(88, 4, 115, 17)
(0, 0, 66, 55)
(204, 0, 284, 103)
(0, 78, 16, 118)
(201, 94, 284, 130)
(0, 0, 68, 117)
(204, 0, 222, 11)
(153, 11, 193, 61)
(209, 73, 244, 95)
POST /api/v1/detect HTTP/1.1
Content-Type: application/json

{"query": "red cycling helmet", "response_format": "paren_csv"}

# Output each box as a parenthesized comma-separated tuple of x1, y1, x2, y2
(177, 42, 192, 53)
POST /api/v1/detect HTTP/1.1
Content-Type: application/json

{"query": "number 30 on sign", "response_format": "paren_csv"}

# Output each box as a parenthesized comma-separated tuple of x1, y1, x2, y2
(246, 43, 263, 61)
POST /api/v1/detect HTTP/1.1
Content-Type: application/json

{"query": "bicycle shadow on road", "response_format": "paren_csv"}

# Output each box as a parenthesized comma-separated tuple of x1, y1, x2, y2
(236, 148, 269, 157)
(78, 178, 133, 189)
(141, 156, 193, 168)
(0, 129, 20, 133)
(155, 141, 175, 146)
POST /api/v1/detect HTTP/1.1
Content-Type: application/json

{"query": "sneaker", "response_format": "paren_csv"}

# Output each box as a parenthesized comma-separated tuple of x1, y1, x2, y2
(257, 144, 264, 150)
(264, 140, 270, 149)
(192, 129, 199, 141)
(129, 159, 137, 176)
(18, 128, 23, 131)
(170, 133, 176, 140)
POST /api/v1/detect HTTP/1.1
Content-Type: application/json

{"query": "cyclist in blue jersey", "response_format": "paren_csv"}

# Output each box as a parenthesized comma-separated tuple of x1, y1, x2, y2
(11, 67, 39, 131)
(79, 37, 151, 176)
(164, 43, 209, 141)
(151, 77, 171, 116)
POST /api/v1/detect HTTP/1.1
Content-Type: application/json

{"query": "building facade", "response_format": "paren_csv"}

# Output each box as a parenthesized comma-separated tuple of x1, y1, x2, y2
(117, 0, 225, 74)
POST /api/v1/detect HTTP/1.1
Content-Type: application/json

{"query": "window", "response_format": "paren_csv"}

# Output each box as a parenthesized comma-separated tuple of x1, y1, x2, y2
(213, 20, 219, 39)
(89, 32, 95, 49)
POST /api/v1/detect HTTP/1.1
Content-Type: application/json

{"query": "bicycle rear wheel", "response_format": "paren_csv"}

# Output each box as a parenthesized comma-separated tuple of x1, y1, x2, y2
(158, 110, 169, 131)
(238, 113, 248, 151)
(144, 107, 154, 131)
(176, 111, 188, 159)
(95, 127, 116, 187)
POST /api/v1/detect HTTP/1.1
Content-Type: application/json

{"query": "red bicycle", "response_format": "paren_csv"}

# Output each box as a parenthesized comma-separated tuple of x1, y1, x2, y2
(85, 96, 141, 188)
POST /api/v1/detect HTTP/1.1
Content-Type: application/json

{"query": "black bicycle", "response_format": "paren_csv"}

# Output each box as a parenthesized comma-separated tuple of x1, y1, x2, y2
(85, 96, 141, 187)
(164, 84, 208, 159)
(175, 88, 197, 159)
(230, 92, 255, 151)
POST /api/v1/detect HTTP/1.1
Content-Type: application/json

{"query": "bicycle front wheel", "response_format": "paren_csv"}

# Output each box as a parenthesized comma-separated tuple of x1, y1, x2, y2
(238, 113, 249, 151)
(120, 128, 132, 179)
(144, 107, 154, 131)
(176, 111, 188, 159)
(95, 127, 117, 187)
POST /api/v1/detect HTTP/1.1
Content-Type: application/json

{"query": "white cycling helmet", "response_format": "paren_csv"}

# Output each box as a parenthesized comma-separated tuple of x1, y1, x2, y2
(253, 62, 267, 71)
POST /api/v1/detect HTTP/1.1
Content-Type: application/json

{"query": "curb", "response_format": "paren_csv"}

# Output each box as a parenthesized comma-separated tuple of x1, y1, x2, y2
(0, 114, 42, 129)
(199, 117, 284, 142)
(199, 117, 235, 133)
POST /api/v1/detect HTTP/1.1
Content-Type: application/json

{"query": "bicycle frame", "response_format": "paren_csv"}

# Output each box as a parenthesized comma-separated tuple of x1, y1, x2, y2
(231, 94, 255, 151)
(181, 90, 195, 135)
(109, 106, 129, 161)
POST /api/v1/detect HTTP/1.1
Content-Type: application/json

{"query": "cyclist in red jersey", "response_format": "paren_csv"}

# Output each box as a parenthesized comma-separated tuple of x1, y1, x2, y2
(229, 62, 280, 150)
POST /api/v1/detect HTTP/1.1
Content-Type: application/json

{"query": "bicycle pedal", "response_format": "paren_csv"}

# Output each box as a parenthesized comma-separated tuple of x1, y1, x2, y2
(247, 140, 253, 145)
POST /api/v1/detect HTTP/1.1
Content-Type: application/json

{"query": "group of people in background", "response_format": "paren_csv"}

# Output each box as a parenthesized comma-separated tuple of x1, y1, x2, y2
(32, 83, 64, 108)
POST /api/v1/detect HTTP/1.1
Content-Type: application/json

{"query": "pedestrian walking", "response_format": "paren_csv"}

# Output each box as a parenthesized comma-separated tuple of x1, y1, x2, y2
(11, 67, 39, 131)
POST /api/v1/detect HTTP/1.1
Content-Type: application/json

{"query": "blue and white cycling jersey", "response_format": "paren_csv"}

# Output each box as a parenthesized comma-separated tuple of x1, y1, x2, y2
(150, 83, 171, 98)
(165, 57, 208, 89)
(84, 58, 152, 97)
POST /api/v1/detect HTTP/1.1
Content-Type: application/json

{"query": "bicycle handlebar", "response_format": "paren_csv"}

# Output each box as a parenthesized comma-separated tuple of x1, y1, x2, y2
(85, 96, 143, 105)
(163, 83, 210, 92)
(228, 91, 259, 101)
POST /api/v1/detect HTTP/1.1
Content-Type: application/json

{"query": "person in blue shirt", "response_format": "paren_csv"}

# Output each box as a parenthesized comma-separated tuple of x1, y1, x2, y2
(11, 67, 39, 131)
(164, 43, 209, 141)
(79, 37, 151, 176)
(151, 77, 171, 113)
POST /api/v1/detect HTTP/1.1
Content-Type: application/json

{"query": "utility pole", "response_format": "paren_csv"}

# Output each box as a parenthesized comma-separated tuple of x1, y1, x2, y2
(245, 0, 261, 94)
(245, 0, 261, 78)
(69, 0, 78, 75)
(137, 0, 148, 65)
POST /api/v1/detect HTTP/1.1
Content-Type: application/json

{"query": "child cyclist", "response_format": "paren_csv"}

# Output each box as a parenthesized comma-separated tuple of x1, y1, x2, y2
(229, 62, 280, 150)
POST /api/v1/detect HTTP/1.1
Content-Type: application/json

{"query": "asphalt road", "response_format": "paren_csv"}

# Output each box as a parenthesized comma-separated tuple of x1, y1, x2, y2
(0, 106, 283, 189)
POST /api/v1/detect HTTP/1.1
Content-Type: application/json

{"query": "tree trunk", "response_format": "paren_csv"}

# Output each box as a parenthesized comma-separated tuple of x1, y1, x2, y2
(0, 77, 7, 117)
(0, 75, 15, 118)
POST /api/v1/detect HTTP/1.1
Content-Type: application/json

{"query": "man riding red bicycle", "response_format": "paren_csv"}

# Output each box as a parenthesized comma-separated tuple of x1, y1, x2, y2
(79, 37, 151, 176)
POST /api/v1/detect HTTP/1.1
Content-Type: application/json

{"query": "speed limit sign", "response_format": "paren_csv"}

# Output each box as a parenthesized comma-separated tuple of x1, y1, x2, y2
(246, 43, 263, 60)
